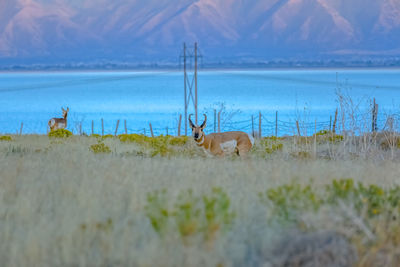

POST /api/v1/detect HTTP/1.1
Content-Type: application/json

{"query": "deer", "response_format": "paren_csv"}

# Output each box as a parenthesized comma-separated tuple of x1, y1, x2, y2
(189, 114, 254, 157)
(48, 107, 69, 131)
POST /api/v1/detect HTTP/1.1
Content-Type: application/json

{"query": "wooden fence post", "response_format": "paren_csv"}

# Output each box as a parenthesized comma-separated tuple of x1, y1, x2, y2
(275, 111, 278, 137)
(91, 120, 94, 135)
(315, 119, 317, 135)
(149, 123, 154, 137)
(333, 108, 338, 134)
(258, 111, 262, 138)
(101, 118, 104, 136)
(251, 115, 254, 137)
(124, 120, 127, 134)
(143, 128, 146, 136)
(296, 121, 301, 136)
(166, 126, 168, 136)
(19, 122, 23, 135)
(372, 98, 378, 132)
(217, 110, 221, 133)
(178, 114, 182, 136)
(114, 120, 120, 136)
(214, 109, 217, 133)
(314, 119, 317, 158)
(329, 116, 332, 132)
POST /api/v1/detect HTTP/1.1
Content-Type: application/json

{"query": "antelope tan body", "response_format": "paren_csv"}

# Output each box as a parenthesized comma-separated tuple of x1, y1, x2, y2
(189, 114, 254, 157)
(48, 107, 69, 131)
(197, 131, 254, 157)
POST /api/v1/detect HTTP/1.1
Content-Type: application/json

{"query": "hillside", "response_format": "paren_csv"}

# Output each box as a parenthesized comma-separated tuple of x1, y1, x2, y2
(1, 0, 400, 64)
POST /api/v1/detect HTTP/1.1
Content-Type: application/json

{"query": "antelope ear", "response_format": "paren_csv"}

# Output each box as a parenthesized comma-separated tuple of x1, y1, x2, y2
(66, 107, 69, 112)
(61, 107, 65, 112)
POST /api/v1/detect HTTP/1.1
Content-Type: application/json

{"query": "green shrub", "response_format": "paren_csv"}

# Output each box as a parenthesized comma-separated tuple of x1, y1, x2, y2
(144, 188, 235, 244)
(168, 136, 189, 146)
(90, 134, 101, 138)
(48, 129, 72, 138)
(118, 134, 151, 144)
(312, 130, 344, 143)
(259, 137, 284, 154)
(144, 189, 170, 235)
(149, 136, 170, 157)
(316, 129, 330, 136)
(263, 136, 283, 141)
(118, 134, 188, 157)
(174, 189, 202, 238)
(90, 143, 111, 154)
(102, 134, 114, 139)
(326, 178, 356, 202)
(260, 183, 321, 222)
(260, 178, 400, 224)
(328, 134, 344, 142)
(266, 143, 283, 154)
(325, 178, 396, 216)
(203, 187, 235, 241)
(0, 135, 12, 141)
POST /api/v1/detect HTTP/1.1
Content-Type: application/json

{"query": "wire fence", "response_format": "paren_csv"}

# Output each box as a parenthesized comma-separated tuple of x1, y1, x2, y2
(4, 110, 399, 137)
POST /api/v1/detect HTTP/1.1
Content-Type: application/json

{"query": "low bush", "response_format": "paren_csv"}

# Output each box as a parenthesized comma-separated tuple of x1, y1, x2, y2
(260, 183, 321, 222)
(48, 129, 72, 138)
(0, 135, 12, 141)
(258, 137, 284, 155)
(144, 187, 235, 245)
(316, 129, 331, 136)
(118, 134, 189, 157)
(326, 178, 400, 217)
(90, 143, 111, 154)
(261, 178, 400, 223)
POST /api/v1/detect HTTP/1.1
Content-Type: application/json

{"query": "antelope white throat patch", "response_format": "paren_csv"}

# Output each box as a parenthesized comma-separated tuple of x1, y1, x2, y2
(247, 133, 255, 145)
(220, 140, 237, 154)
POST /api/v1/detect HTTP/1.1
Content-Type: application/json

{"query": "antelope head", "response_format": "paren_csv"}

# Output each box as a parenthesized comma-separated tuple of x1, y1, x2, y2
(62, 107, 69, 119)
(189, 114, 207, 142)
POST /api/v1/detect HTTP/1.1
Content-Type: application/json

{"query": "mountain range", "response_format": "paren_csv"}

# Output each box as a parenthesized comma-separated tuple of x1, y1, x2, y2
(1, 0, 400, 65)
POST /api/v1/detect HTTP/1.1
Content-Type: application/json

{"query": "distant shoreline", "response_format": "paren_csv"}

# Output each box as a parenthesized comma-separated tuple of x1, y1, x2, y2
(1, 65, 400, 73)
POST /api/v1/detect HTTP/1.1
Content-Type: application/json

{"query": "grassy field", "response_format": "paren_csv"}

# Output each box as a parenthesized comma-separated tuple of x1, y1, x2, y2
(1, 132, 400, 266)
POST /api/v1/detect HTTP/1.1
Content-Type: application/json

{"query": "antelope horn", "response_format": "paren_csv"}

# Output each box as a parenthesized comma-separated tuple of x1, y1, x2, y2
(188, 114, 195, 128)
(200, 114, 207, 128)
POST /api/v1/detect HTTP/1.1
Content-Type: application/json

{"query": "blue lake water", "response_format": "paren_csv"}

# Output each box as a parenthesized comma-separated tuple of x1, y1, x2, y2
(1, 69, 400, 136)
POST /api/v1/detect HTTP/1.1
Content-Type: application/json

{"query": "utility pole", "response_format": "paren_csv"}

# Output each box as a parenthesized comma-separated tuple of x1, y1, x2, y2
(180, 42, 202, 135)
(195, 42, 198, 125)
(184, 43, 187, 136)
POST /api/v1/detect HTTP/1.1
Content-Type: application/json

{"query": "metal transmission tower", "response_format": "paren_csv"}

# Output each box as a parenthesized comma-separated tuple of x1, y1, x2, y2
(180, 42, 202, 135)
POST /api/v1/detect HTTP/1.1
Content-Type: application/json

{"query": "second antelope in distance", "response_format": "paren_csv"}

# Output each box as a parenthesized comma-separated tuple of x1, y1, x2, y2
(189, 114, 254, 157)
(48, 107, 69, 131)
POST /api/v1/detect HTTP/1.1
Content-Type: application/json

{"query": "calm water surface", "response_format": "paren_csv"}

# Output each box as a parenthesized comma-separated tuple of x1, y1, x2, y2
(1, 69, 399, 135)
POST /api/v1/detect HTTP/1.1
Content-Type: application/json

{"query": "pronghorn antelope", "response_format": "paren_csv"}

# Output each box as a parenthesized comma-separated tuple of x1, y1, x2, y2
(189, 114, 254, 157)
(48, 107, 69, 131)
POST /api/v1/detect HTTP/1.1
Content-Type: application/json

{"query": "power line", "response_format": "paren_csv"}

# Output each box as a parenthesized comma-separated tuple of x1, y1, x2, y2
(0, 71, 175, 93)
